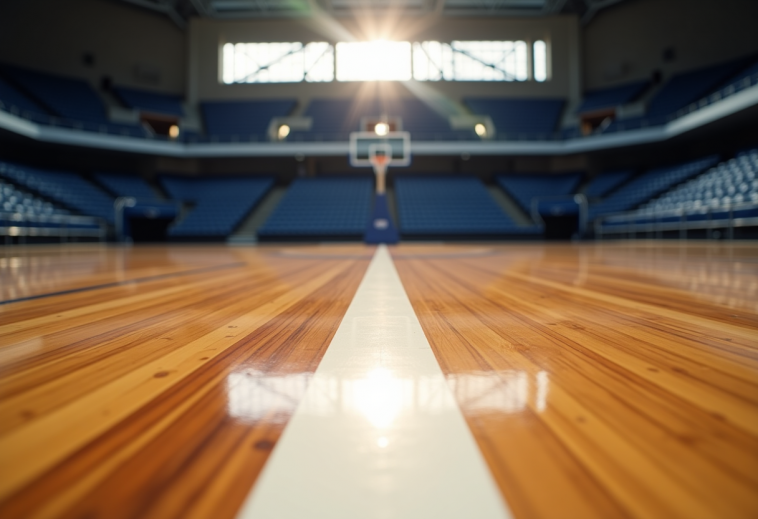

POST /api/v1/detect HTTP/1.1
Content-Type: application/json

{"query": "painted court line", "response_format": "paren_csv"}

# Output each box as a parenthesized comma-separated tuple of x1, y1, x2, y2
(236, 245, 512, 519)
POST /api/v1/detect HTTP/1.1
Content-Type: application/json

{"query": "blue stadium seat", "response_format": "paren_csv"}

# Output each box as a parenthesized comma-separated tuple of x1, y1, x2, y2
(589, 156, 719, 220)
(584, 170, 633, 198)
(1, 65, 110, 123)
(464, 97, 565, 138)
(0, 77, 50, 120)
(288, 98, 473, 142)
(496, 173, 583, 215)
(162, 176, 273, 238)
(0, 175, 68, 217)
(0, 161, 115, 223)
(201, 100, 296, 141)
(113, 86, 184, 117)
(638, 149, 758, 214)
(646, 58, 753, 121)
(95, 173, 159, 200)
(577, 80, 649, 114)
(258, 177, 373, 239)
(395, 176, 541, 237)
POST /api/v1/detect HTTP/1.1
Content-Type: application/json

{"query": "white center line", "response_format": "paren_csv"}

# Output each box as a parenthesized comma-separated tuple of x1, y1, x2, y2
(236, 245, 512, 519)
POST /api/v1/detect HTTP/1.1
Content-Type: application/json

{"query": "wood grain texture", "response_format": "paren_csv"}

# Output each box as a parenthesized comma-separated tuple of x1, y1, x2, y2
(0, 245, 372, 519)
(392, 242, 758, 519)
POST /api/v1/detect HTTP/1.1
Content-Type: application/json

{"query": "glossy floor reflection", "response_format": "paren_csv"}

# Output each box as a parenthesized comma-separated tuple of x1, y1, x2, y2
(0, 242, 756, 519)
(393, 241, 758, 519)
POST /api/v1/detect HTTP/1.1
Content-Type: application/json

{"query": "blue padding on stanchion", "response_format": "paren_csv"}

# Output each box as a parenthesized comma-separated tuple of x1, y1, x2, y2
(364, 194, 399, 244)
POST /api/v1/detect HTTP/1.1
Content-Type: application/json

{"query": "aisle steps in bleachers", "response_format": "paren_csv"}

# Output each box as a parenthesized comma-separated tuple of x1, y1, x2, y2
(162, 176, 273, 238)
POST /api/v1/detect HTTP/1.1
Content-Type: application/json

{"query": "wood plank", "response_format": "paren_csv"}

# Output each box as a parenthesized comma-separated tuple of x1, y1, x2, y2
(392, 242, 758, 519)
(0, 245, 372, 519)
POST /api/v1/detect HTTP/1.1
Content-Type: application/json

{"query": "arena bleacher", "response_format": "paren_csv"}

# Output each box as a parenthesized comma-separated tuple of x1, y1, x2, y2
(112, 86, 185, 117)
(161, 175, 273, 238)
(200, 99, 296, 141)
(597, 149, 758, 237)
(395, 176, 541, 238)
(588, 156, 720, 221)
(0, 0, 755, 245)
(497, 172, 584, 216)
(258, 177, 373, 240)
(583, 170, 634, 199)
(464, 97, 565, 139)
(94, 172, 160, 201)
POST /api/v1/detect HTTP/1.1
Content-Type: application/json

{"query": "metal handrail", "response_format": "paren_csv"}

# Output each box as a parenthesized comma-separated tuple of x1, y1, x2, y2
(0, 211, 106, 241)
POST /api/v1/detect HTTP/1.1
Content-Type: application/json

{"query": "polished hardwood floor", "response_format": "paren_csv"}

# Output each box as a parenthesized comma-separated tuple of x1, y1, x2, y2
(0, 245, 373, 519)
(1, 242, 757, 519)
(393, 242, 758, 519)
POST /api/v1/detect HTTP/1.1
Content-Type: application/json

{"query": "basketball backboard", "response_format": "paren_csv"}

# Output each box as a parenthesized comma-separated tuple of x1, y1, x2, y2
(349, 131, 411, 168)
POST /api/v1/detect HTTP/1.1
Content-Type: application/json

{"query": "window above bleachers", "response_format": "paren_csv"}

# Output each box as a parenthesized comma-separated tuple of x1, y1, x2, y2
(413, 41, 529, 82)
(222, 42, 335, 84)
(220, 39, 549, 83)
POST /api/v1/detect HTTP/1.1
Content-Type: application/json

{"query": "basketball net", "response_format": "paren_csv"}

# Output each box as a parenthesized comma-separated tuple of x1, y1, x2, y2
(370, 154, 389, 194)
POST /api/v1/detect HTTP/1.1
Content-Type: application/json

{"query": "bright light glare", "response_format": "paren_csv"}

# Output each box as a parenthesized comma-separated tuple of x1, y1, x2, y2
(278, 124, 291, 139)
(353, 368, 405, 428)
(374, 122, 389, 136)
(336, 41, 412, 82)
(168, 125, 180, 138)
(474, 123, 487, 137)
(377, 437, 389, 448)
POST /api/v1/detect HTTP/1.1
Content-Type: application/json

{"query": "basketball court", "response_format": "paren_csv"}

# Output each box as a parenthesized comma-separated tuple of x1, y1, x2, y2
(1, 241, 756, 518)
(1, 1, 758, 517)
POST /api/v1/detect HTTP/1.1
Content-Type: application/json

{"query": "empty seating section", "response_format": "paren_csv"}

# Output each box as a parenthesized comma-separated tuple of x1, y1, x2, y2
(0, 161, 115, 223)
(0, 176, 104, 236)
(258, 178, 372, 239)
(95, 173, 158, 200)
(583, 170, 633, 198)
(2, 65, 108, 123)
(201, 100, 296, 140)
(113, 86, 184, 117)
(588, 156, 719, 220)
(162, 176, 273, 237)
(577, 80, 649, 113)
(639, 149, 758, 216)
(0, 177, 67, 216)
(464, 98, 564, 138)
(722, 59, 758, 87)
(395, 177, 538, 237)
(646, 59, 752, 121)
(0, 77, 49, 118)
(497, 173, 583, 215)
(289, 98, 472, 141)
(0, 64, 147, 137)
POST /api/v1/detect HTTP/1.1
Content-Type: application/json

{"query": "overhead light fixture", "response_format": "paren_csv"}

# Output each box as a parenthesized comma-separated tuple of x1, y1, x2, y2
(278, 124, 291, 139)
(169, 125, 180, 139)
(374, 122, 389, 136)
(474, 123, 487, 137)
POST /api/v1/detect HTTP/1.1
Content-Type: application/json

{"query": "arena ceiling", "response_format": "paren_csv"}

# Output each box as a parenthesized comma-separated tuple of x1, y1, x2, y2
(117, 0, 628, 27)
